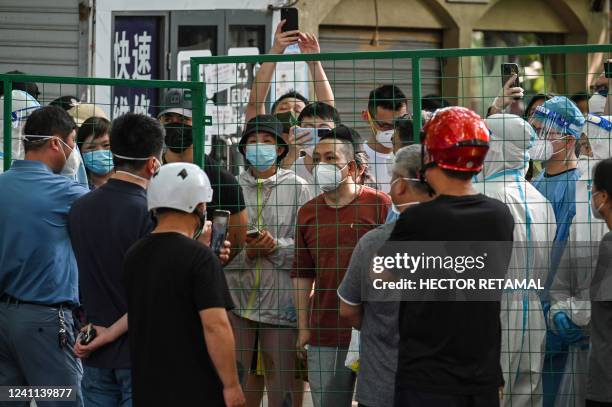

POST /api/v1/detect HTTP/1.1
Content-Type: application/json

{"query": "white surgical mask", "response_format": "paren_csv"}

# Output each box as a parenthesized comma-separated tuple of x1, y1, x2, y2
(589, 94, 607, 115)
(591, 191, 605, 220)
(376, 130, 394, 149)
(23, 135, 81, 176)
(314, 162, 348, 192)
(527, 139, 555, 161)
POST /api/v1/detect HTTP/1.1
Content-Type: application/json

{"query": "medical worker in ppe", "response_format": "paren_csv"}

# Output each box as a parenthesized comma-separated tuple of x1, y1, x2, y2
(548, 114, 612, 407)
(528, 96, 586, 407)
(0, 90, 40, 171)
(475, 114, 556, 407)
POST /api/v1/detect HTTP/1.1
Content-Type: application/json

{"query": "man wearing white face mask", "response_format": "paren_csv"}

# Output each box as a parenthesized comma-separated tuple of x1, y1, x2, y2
(0, 106, 89, 405)
(475, 114, 556, 407)
(338, 144, 433, 407)
(292, 126, 391, 407)
(361, 85, 408, 194)
(224, 115, 312, 407)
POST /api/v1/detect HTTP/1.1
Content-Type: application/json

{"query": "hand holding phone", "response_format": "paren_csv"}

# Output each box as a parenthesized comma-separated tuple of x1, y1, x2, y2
(281, 7, 298, 32)
(211, 210, 231, 256)
(77, 324, 97, 346)
(501, 63, 520, 89)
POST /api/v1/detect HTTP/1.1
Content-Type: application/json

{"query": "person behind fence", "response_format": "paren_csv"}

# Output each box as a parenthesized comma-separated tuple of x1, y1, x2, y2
(361, 84, 408, 194)
(160, 88, 248, 262)
(292, 126, 391, 407)
(67, 113, 165, 407)
(338, 144, 434, 407)
(287, 102, 341, 196)
(547, 113, 612, 407)
(0, 105, 89, 406)
(527, 96, 586, 406)
(77, 116, 113, 189)
(585, 158, 612, 407)
(475, 113, 556, 407)
(223, 114, 312, 407)
(0, 89, 41, 170)
(389, 106, 515, 407)
(124, 162, 244, 407)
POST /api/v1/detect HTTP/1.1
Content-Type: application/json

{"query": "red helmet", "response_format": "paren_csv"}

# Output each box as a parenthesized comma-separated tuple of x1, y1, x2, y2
(422, 106, 490, 172)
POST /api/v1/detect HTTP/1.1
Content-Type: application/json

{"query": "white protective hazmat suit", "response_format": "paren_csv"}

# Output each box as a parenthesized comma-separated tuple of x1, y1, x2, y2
(475, 114, 556, 407)
(0, 90, 40, 171)
(550, 114, 612, 407)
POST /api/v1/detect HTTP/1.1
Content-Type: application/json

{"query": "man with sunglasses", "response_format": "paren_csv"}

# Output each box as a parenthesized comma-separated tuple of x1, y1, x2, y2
(361, 85, 408, 193)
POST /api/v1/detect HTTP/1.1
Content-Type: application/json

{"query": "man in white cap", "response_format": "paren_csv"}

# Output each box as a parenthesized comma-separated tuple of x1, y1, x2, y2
(124, 162, 245, 407)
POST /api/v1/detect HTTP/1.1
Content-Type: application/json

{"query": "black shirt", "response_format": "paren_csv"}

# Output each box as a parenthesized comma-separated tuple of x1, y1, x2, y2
(204, 155, 245, 220)
(389, 194, 515, 395)
(125, 233, 234, 407)
(68, 179, 155, 369)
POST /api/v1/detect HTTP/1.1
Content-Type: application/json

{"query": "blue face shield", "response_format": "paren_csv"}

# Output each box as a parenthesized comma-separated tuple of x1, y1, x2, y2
(245, 143, 278, 171)
(83, 149, 114, 175)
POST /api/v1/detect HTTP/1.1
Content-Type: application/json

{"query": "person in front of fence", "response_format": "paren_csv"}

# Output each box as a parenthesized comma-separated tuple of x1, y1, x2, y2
(292, 125, 391, 407)
(338, 144, 434, 407)
(528, 96, 586, 406)
(77, 116, 113, 189)
(475, 113, 556, 407)
(124, 162, 244, 407)
(68, 113, 165, 407)
(288, 101, 341, 196)
(361, 85, 408, 194)
(586, 158, 612, 407)
(390, 106, 515, 407)
(160, 88, 248, 262)
(224, 114, 312, 407)
(0, 105, 89, 406)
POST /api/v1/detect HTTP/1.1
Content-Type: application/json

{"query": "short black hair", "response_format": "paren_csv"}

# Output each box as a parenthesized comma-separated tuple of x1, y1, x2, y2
(594, 158, 612, 196)
(368, 85, 407, 114)
(77, 116, 111, 146)
(110, 113, 165, 171)
(394, 115, 416, 148)
(50, 96, 80, 111)
(0, 70, 40, 100)
(319, 125, 356, 162)
(271, 91, 309, 114)
(442, 168, 478, 181)
(23, 106, 76, 152)
(525, 94, 550, 118)
(421, 94, 450, 112)
(297, 102, 341, 125)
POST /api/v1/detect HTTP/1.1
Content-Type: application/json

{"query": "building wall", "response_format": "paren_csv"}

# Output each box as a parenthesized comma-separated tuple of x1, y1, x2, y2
(298, 0, 609, 103)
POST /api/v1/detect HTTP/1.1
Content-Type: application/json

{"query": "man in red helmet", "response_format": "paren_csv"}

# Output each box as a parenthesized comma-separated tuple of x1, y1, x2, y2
(389, 107, 515, 406)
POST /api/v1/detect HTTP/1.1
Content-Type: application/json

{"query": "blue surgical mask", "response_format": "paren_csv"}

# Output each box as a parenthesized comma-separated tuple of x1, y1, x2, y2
(83, 149, 114, 175)
(245, 143, 278, 171)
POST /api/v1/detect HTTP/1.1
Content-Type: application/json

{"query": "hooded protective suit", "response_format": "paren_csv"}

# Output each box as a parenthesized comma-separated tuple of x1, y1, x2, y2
(225, 167, 313, 327)
(549, 114, 612, 407)
(0, 90, 40, 171)
(475, 114, 556, 407)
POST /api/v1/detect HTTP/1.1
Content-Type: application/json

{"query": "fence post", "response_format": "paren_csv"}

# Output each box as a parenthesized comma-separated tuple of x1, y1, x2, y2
(411, 57, 422, 143)
(3, 79, 12, 171)
(190, 60, 205, 169)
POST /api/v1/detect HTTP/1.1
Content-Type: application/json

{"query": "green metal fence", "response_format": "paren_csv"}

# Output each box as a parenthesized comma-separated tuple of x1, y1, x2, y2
(1, 74, 205, 172)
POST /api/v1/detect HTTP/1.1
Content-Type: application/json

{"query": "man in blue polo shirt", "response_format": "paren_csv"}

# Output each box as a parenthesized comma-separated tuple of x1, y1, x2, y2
(68, 113, 164, 407)
(0, 105, 89, 406)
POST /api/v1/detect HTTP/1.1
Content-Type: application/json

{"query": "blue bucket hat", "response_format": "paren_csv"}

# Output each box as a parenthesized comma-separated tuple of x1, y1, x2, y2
(531, 96, 586, 139)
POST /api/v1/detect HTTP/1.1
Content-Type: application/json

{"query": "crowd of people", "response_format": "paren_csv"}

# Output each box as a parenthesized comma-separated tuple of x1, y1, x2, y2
(1, 22, 612, 407)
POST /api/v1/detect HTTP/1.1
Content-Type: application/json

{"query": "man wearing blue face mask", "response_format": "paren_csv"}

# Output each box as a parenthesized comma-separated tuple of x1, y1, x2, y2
(77, 116, 113, 189)
(224, 114, 313, 406)
(361, 85, 408, 194)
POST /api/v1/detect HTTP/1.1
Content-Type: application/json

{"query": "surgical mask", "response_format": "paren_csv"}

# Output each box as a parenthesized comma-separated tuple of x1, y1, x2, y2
(589, 94, 607, 115)
(591, 191, 605, 220)
(314, 162, 348, 192)
(376, 130, 394, 149)
(193, 208, 207, 240)
(528, 139, 555, 161)
(245, 143, 277, 171)
(83, 150, 114, 175)
(24, 135, 81, 176)
(113, 153, 162, 182)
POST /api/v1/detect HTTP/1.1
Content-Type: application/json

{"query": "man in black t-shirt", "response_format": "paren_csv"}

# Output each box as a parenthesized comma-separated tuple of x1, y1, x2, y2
(390, 107, 515, 407)
(125, 162, 245, 407)
(159, 88, 248, 261)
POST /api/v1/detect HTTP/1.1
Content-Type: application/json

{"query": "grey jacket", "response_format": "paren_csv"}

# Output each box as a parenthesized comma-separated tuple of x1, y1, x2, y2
(225, 168, 313, 327)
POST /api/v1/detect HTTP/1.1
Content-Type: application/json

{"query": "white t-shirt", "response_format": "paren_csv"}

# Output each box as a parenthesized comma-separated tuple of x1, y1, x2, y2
(292, 156, 318, 198)
(363, 143, 392, 193)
